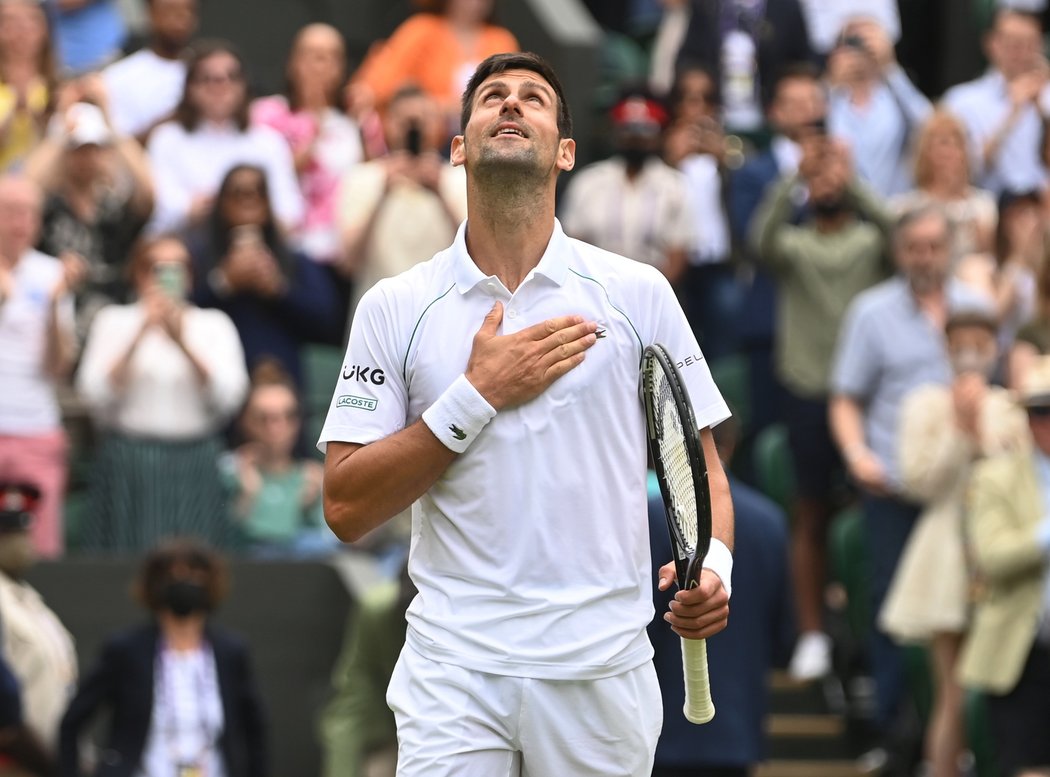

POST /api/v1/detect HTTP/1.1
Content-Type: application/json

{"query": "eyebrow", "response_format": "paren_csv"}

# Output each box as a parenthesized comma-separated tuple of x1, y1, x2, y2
(480, 79, 554, 102)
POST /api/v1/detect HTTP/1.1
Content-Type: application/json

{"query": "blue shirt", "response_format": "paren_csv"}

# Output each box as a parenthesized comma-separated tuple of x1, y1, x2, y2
(828, 66, 932, 198)
(831, 276, 985, 488)
(50, 0, 125, 74)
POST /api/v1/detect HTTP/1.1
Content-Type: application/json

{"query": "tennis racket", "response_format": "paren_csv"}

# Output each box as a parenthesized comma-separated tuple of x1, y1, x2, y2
(641, 343, 715, 725)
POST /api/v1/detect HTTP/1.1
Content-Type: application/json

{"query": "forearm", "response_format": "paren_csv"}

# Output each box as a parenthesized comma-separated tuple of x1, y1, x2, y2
(21, 137, 64, 190)
(43, 302, 73, 379)
(113, 137, 156, 216)
(750, 175, 797, 269)
(700, 428, 733, 552)
(829, 394, 868, 460)
(323, 422, 457, 541)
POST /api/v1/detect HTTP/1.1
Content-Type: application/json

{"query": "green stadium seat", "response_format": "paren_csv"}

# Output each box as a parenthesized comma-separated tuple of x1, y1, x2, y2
(828, 504, 869, 642)
(302, 344, 345, 460)
(751, 423, 795, 513)
(966, 689, 997, 777)
(709, 354, 751, 436)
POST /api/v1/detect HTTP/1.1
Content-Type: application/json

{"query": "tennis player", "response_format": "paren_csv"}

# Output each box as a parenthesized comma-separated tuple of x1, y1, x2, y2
(320, 52, 734, 777)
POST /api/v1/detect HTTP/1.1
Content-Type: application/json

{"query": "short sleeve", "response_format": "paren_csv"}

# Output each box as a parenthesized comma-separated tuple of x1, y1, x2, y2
(831, 299, 878, 398)
(645, 269, 730, 431)
(317, 281, 409, 453)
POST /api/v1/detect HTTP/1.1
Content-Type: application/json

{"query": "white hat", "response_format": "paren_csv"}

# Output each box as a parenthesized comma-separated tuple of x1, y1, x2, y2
(66, 102, 111, 148)
(1020, 356, 1050, 409)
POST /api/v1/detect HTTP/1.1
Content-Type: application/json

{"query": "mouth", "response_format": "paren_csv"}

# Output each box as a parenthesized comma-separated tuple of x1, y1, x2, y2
(492, 123, 528, 139)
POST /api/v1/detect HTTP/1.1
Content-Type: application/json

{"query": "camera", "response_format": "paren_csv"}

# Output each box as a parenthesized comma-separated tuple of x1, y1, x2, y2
(405, 122, 423, 156)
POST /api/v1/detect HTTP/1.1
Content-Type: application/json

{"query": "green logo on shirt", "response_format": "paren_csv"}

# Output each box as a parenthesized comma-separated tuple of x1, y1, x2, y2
(449, 424, 466, 440)
(337, 395, 378, 411)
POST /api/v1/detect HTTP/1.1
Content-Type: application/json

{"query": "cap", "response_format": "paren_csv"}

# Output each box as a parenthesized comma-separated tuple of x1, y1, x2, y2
(0, 482, 38, 532)
(610, 96, 669, 133)
(1020, 356, 1050, 408)
(66, 102, 112, 148)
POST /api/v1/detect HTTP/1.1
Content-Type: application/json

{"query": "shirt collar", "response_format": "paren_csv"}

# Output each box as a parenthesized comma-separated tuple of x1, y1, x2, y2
(450, 218, 571, 294)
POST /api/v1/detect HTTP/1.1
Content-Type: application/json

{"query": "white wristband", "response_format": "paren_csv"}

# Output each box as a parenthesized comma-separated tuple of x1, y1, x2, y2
(422, 374, 496, 453)
(702, 538, 733, 599)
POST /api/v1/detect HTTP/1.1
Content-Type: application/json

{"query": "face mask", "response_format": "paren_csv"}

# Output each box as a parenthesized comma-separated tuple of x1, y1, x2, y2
(811, 196, 847, 218)
(620, 145, 655, 167)
(0, 533, 34, 578)
(161, 580, 210, 618)
(950, 347, 997, 379)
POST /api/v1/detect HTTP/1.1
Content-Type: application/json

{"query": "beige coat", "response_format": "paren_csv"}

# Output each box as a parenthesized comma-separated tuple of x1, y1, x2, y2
(960, 449, 1049, 693)
(0, 574, 77, 750)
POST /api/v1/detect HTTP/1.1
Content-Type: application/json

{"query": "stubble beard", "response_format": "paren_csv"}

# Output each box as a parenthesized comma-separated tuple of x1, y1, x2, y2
(471, 140, 551, 209)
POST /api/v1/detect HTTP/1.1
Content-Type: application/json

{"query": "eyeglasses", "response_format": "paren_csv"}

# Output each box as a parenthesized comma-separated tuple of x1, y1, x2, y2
(226, 184, 264, 200)
(251, 409, 299, 424)
(193, 69, 243, 86)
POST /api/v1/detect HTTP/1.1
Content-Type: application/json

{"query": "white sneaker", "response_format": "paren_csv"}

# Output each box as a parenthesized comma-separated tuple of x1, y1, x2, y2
(789, 631, 833, 681)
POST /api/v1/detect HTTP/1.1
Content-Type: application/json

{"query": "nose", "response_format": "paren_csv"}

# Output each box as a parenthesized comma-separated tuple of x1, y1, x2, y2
(500, 93, 523, 116)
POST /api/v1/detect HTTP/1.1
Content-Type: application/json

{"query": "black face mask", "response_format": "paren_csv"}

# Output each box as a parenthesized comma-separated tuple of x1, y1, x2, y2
(620, 146, 655, 168)
(161, 580, 209, 618)
(811, 197, 848, 218)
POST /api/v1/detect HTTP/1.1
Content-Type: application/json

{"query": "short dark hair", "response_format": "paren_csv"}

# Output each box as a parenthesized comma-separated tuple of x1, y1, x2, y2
(175, 39, 250, 131)
(768, 62, 822, 109)
(460, 52, 572, 138)
(133, 537, 229, 613)
(945, 310, 998, 336)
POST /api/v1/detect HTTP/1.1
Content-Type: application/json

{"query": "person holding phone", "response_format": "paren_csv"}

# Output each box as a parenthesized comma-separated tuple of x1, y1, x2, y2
(75, 235, 248, 551)
(189, 164, 343, 394)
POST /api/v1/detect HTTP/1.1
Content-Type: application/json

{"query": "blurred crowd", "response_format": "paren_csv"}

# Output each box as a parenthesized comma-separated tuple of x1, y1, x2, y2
(2, 0, 1050, 774)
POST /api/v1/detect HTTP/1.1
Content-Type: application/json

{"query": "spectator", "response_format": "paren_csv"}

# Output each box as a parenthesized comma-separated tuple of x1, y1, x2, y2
(0, 480, 77, 761)
(352, 0, 519, 137)
(662, 67, 741, 360)
(59, 538, 268, 777)
(0, 175, 78, 559)
(146, 40, 304, 236)
(648, 415, 795, 777)
(24, 97, 154, 340)
(750, 136, 893, 680)
(825, 17, 932, 198)
(74, 235, 248, 551)
(0, 0, 58, 172)
(190, 164, 343, 390)
(49, 0, 126, 75)
(943, 8, 1050, 195)
(319, 560, 415, 777)
(728, 63, 826, 433)
(960, 355, 1050, 777)
(1009, 241, 1050, 386)
(334, 85, 466, 317)
(101, 0, 198, 140)
(561, 90, 695, 284)
(675, 0, 813, 133)
(220, 360, 334, 557)
(888, 110, 998, 261)
(881, 308, 1028, 777)
(251, 23, 364, 264)
(828, 205, 987, 752)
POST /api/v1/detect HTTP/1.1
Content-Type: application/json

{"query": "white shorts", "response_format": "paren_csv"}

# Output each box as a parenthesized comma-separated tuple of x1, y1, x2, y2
(387, 644, 663, 777)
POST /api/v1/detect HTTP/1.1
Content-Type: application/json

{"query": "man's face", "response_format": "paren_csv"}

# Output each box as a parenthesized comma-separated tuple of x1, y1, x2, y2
(1029, 407, 1050, 454)
(895, 214, 951, 295)
(988, 12, 1043, 80)
(0, 179, 41, 259)
(150, 0, 197, 49)
(769, 77, 825, 142)
(451, 68, 575, 179)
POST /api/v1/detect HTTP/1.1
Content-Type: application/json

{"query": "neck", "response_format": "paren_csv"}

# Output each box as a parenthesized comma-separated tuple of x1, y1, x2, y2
(257, 448, 294, 473)
(150, 39, 184, 60)
(158, 612, 207, 651)
(924, 175, 967, 199)
(464, 174, 557, 292)
(1, 61, 36, 85)
(0, 243, 24, 267)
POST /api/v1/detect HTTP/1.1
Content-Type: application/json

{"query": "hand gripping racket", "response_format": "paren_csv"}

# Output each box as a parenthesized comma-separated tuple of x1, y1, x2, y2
(641, 343, 715, 724)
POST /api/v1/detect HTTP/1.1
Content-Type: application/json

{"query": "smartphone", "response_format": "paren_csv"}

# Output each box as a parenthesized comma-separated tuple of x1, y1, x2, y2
(154, 262, 186, 300)
(231, 224, 263, 248)
(405, 122, 423, 156)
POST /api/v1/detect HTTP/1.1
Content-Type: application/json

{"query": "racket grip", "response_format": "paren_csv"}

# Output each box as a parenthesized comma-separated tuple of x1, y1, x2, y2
(681, 637, 715, 724)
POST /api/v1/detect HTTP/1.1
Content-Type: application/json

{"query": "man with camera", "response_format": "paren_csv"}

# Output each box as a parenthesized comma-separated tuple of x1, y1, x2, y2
(750, 136, 894, 681)
(825, 16, 931, 198)
(335, 85, 467, 320)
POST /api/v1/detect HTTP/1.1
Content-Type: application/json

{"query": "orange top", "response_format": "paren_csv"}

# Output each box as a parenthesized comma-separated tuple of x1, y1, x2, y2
(354, 13, 519, 110)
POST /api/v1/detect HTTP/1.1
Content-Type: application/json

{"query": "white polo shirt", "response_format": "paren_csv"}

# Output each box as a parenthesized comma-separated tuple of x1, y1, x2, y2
(319, 219, 730, 680)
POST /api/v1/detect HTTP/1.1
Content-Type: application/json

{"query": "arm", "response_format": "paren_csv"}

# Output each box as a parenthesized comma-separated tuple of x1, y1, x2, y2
(58, 642, 120, 777)
(897, 386, 971, 503)
(111, 134, 155, 219)
(830, 393, 889, 494)
(847, 177, 896, 236)
(261, 253, 343, 345)
(43, 262, 79, 379)
(883, 65, 933, 128)
(352, 17, 430, 107)
(21, 136, 64, 191)
(749, 173, 803, 275)
(234, 646, 268, 777)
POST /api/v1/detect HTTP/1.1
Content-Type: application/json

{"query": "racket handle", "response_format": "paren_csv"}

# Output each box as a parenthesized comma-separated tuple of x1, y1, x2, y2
(681, 637, 715, 724)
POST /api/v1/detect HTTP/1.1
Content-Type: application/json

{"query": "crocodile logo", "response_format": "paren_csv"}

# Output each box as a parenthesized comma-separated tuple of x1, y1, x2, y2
(449, 424, 466, 441)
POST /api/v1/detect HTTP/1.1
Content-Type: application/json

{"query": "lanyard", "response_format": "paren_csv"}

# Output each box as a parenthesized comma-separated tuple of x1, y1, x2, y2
(154, 643, 220, 768)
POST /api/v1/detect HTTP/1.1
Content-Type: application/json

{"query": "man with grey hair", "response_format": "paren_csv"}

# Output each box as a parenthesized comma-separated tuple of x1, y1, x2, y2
(829, 204, 989, 755)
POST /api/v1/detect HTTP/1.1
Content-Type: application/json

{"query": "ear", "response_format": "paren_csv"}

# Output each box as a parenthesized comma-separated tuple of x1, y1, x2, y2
(450, 135, 466, 167)
(556, 137, 576, 173)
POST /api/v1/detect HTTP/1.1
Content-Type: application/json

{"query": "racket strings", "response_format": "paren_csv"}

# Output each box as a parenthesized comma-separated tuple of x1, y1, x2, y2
(653, 374, 698, 553)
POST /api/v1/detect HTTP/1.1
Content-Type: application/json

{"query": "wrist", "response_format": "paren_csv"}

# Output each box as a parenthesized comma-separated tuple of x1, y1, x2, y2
(702, 539, 733, 599)
(422, 374, 497, 453)
(843, 443, 869, 464)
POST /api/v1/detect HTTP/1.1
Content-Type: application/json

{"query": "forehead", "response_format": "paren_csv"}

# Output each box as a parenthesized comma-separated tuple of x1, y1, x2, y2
(901, 214, 948, 240)
(476, 68, 555, 95)
(996, 13, 1041, 38)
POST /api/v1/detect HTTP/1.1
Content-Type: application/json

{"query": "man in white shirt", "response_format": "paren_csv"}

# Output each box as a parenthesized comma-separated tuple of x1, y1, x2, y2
(943, 8, 1050, 195)
(102, 0, 197, 141)
(0, 176, 78, 560)
(320, 52, 734, 777)
(561, 90, 695, 284)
